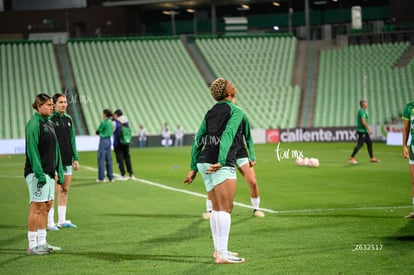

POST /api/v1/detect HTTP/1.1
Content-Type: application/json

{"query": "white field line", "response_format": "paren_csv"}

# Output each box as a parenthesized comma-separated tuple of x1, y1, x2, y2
(62, 166, 414, 214)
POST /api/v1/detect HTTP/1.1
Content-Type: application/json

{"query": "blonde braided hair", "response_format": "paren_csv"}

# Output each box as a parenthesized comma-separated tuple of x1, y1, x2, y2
(210, 78, 228, 101)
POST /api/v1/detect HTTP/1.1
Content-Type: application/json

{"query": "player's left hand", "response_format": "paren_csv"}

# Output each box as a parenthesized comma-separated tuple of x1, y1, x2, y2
(403, 146, 409, 159)
(206, 163, 221, 174)
(250, 161, 257, 167)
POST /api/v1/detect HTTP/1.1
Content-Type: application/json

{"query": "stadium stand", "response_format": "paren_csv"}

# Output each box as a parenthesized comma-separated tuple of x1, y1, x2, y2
(314, 41, 412, 127)
(195, 34, 301, 129)
(0, 41, 61, 139)
(1, 37, 412, 140)
(67, 37, 211, 136)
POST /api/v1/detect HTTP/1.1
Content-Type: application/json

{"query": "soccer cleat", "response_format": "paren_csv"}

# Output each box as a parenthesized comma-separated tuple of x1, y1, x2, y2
(117, 176, 128, 181)
(253, 209, 265, 217)
(130, 174, 136, 180)
(202, 211, 211, 219)
(370, 158, 379, 163)
(27, 245, 51, 255)
(213, 250, 238, 259)
(215, 254, 245, 264)
(108, 179, 115, 182)
(404, 212, 414, 219)
(348, 157, 358, 164)
(47, 225, 59, 231)
(45, 243, 62, 251)
(57, 220, 77, 228)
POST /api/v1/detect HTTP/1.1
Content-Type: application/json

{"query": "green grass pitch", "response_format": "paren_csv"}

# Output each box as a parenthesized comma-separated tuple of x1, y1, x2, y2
(0, 142, 413, 274)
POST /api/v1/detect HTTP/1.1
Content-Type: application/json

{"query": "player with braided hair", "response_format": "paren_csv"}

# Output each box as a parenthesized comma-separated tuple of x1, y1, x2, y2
(203, 95, 264, 219)
(184, 78, 246, 264)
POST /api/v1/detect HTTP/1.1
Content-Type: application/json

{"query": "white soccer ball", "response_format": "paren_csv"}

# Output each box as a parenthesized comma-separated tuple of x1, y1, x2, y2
(308, 158, 320, 168)
(295, 158, 304, 166)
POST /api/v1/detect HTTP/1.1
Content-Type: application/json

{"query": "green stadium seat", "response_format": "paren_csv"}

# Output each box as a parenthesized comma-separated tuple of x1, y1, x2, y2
(314, 42, 411, 127)
(0, 41, 62, 139)
(196, 35, 299, 130)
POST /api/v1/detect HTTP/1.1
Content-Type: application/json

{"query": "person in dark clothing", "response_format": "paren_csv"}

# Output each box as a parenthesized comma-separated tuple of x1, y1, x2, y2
(47, 93, 79, 230)
(24, 93, 64, 255)
(184, 78, 245, 264)
(113, 109, 135, 180)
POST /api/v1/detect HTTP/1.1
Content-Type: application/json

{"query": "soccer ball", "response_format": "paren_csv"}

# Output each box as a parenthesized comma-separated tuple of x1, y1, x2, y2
(308, 158, 320, 168)
(295, 158, 304, 166)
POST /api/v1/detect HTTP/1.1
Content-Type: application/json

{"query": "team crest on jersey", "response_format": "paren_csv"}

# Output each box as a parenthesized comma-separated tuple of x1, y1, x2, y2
(34, 188, 42, 197)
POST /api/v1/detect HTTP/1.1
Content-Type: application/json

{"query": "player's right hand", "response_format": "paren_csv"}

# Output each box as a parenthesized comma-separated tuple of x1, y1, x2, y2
(184, 170, 197, 184)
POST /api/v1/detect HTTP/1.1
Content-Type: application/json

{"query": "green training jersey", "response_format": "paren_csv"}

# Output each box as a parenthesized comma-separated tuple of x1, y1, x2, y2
(51, 111, 79, 166)
(356, 108, 368, 133)
(402, 101, 414, 146)
(24, 112, 64, 184)
(190, 100, 244, 171)
(97, 118, 113, 138)
(235, 110, 256, 161)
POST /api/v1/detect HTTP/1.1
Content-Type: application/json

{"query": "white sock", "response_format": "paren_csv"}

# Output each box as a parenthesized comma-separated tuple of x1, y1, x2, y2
(48, 207, 55, 227)
(216, 211, 231, 258)
(210, 210, 218, 252)
(206, 199, 213, 212)
(58, 206, 67, 224)
(251, 197, 260, 210)
(28, 231, 38, 249)
(37, 229, 47, 246)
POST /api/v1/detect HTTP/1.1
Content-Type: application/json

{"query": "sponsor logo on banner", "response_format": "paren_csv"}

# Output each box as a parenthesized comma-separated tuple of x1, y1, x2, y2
(267, 127, 358, 142)
(266, 129, 280, 143)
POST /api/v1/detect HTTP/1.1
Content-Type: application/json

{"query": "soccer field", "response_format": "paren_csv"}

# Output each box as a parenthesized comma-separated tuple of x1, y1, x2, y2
(0, 142, 413, 274)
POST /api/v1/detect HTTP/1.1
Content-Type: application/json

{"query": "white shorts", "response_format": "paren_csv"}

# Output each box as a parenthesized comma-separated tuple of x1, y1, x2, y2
(236, 157, 250, 168)
(63, 165, 73, 175)
(26, 173, 55, 203)
(196, 163, 237, 192)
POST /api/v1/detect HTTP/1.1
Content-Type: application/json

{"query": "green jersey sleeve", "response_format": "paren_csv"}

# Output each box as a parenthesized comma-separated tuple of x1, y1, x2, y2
(55, 142, 64, 184)
(402, 102, 414, 146)
(190, 119, 207, 171)
(243, 113, 256, 161)
(218, 105, 244, 166)
(402, 103, 411, 120)
(70, 117, 79, 161)
(25, 118, 46, 183)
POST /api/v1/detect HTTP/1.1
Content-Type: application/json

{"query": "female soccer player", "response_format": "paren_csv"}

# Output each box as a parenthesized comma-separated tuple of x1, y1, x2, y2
(24, 93, 64, 254)
(47, 93, 79, 230)
(402, 100, 414, 219)
(203, 98, 264, 219)
(184, 78, 245, 264)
